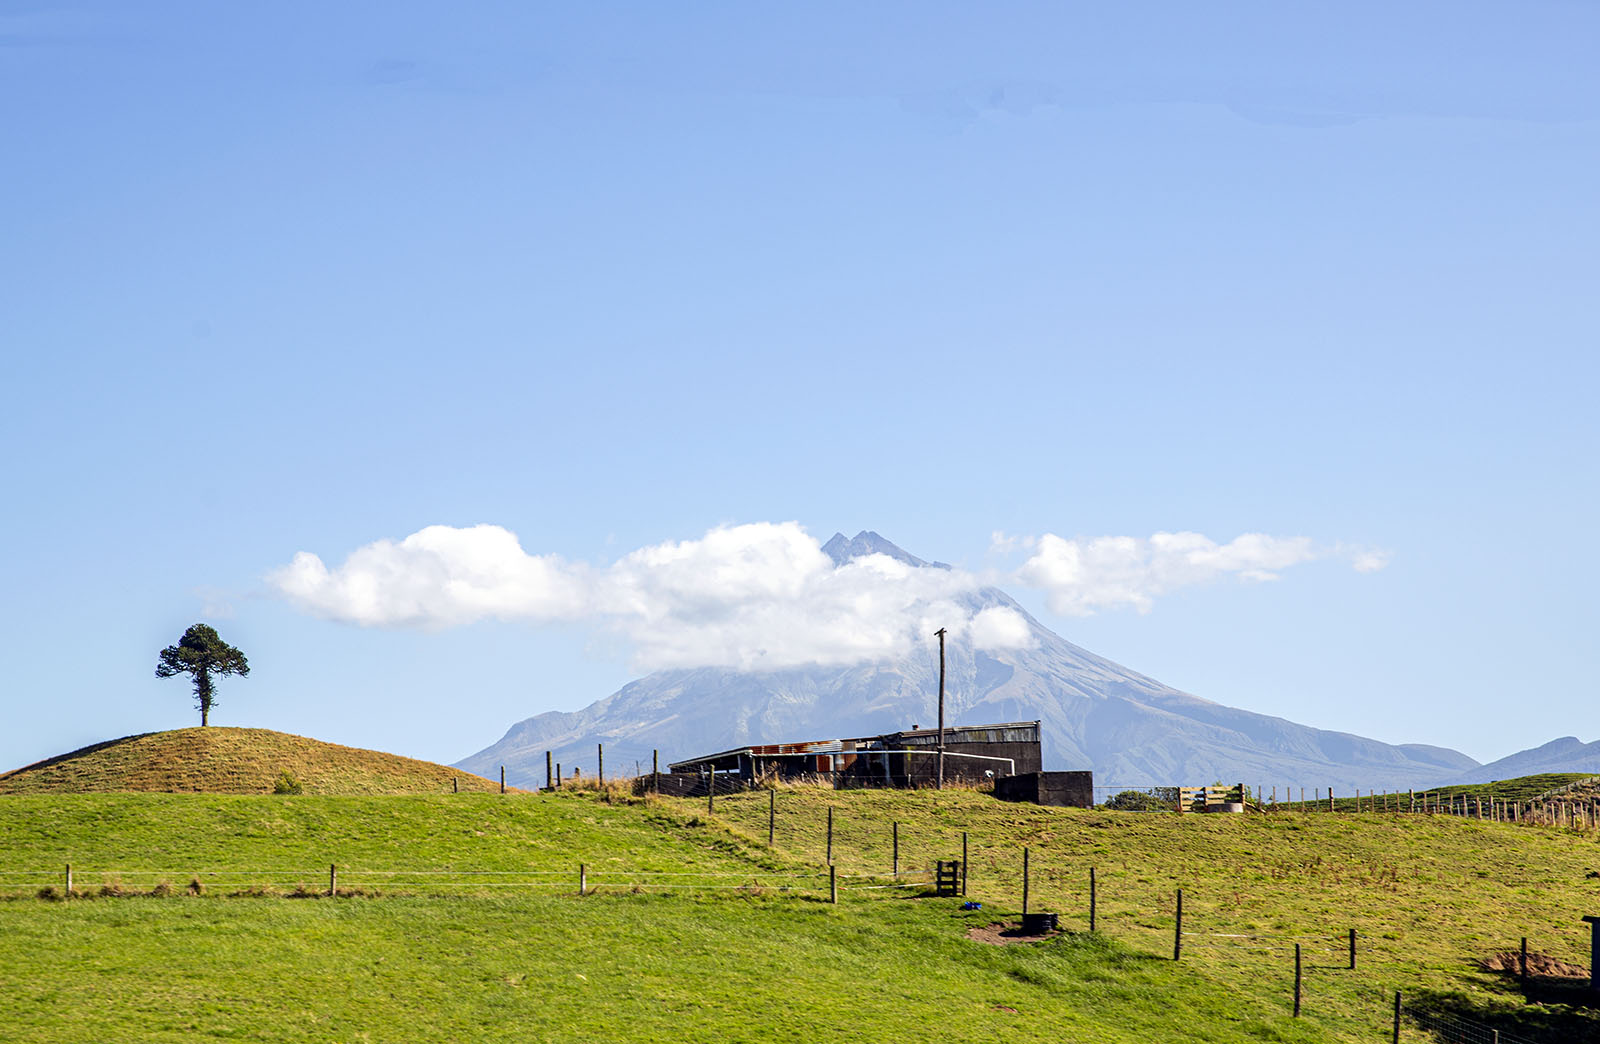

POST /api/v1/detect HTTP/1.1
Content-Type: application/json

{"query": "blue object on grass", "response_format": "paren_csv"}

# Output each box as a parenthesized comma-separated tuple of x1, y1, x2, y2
(962, 901, 982, 910)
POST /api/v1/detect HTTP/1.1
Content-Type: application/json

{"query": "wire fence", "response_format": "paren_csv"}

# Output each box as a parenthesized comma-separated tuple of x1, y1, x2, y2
(5, 864, 934, 898)
(1403, 1001, 1546, 1044)
(1087, 783, 1600, 832)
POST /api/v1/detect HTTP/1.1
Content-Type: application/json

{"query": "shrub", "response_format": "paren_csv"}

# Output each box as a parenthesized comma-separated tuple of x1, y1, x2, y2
(272, 770, 303, 795)
(1103, 789, 1177, 812)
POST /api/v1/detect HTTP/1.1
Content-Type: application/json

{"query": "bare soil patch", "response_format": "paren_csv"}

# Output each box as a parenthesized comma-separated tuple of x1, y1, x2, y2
(1480, 950, 1590, 980)
(966, 921, 1061, 945)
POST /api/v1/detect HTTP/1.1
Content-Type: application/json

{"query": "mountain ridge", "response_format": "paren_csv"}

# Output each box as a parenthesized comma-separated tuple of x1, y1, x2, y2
(459, 532, 1480, 790)
(1449, 736, 1600, 784)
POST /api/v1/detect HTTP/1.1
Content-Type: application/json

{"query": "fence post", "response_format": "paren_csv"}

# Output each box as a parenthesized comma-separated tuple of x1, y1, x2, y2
(598, 744, 604, 785)
(64, 863, 72, 896)
(1089, 866, 1097, 931)
(708, 772, 715, 813)
(1521, 936, 1528, 983)
(329, 864, 337, 898)
(1349, 928, 1356, 969)
(1022, 847, 1030, 916)
(579, 863, 586, 896)
(827, 807, 834, 864)
(768, 788, 775, 846)
(1293, 943, 1302, 1016)
(1329, 787, 1334, 813)
(652, 750, 659, 794)
(893, 821, 899, 878)
(961, 831, 968, 897)
(1392, 990, 1401, 1043)
(556, 763, 562, 789)
(500, 766, 505, 794)
(452, 776, 458, 794)
(547, 751, 553, 789)
(1174, 888, 1182, 960)
(830, 863, 837, 904)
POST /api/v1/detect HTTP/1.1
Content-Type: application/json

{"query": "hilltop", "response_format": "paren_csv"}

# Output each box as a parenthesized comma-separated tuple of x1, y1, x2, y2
(0, 727, 508, 795)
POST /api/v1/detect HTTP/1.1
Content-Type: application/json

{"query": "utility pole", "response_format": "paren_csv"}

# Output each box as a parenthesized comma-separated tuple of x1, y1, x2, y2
(935, 627, 947, 790)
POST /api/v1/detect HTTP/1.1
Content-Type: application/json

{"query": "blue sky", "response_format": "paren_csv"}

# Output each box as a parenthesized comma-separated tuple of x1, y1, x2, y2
(3, 2, 1595, 775)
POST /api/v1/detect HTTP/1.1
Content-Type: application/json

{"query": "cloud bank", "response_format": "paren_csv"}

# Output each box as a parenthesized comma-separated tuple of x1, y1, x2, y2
(269, 522, 1385, 670)
(1009, 531, 1353, 616)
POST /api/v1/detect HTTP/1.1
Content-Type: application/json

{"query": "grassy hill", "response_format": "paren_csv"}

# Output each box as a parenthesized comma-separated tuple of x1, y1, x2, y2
(0, 727, 509, 795)
(3, 780, 1599, 1041)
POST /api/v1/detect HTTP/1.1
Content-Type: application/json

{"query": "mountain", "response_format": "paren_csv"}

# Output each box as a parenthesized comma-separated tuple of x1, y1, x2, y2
(458, 532, 1479, 791)
(0, 727, 510, 795)
(1448, 737, 1600, 784)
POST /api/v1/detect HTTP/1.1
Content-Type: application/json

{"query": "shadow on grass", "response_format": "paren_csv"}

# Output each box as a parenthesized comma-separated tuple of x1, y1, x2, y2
(1409, 979, 1600, 1043)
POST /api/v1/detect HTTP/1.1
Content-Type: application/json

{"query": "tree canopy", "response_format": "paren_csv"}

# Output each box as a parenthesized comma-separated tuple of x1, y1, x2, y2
(155, 623, 250, 726)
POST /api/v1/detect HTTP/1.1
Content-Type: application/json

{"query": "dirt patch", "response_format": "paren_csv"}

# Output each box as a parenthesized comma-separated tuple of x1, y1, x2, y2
(966, 921, 1061, 945)
(1480, 950, 1591, 980)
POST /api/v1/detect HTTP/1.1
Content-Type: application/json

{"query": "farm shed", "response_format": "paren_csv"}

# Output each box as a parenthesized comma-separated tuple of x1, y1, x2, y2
(667, 721, 1043, 788)
(993, 771, 1095, 808)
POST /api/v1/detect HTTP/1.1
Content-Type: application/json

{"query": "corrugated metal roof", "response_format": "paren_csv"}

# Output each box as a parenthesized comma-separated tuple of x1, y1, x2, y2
(667, 720, 1040, 771)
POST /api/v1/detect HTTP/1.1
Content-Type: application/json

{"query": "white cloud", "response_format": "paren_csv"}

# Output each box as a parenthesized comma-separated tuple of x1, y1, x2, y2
(1350, 549, 1392, 574)
(267, 524, 590, 629)
(270, 522, 1386, 669)
(1013, 531, 1386, 615)
(269, 522, 982, 670)
(966, 606, 1036, 651)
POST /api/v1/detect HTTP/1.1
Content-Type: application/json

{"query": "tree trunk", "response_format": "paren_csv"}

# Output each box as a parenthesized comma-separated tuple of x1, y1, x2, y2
(196, 668, 214, 726)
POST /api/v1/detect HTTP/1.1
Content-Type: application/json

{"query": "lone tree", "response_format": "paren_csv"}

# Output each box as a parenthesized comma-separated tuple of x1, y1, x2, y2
(155, 624, 250, 726)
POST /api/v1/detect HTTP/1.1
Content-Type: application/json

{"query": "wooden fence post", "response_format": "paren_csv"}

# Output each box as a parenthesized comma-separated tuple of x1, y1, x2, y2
(1520, 937, 1528, 983)
(1022, 847, 1030, 916)
(329, 864, 337, 898)
(1328, 787, 1334, 813)
(598, 744, 604, 785)
(707, 772, 715, 813)
(961, 831, 968, 897)
(64, 863, 71, 896)
(1349, 928, 1356, 969)
(1174, 888, 1182, 960)
(893, 821, 899, 878)
(579, 863, 586, 896)
(1293, 943, 1302, 1016)
(768, 788, 776, 846)
(1089, 867, 1097, 931)
(500, 766, 505, 794)
(827, 807, 834, 864)
(452, 776, 458, 794)
(829, 863, 837, 904)
(556, 763, 562, 789)
(1392, 990, 1401, 1043)
(546, 751, 553, 790)
(652, 750, 659, 794)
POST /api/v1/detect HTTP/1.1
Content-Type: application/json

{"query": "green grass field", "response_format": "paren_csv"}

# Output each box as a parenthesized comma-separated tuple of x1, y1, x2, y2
(3, 786, 1599, 1042)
